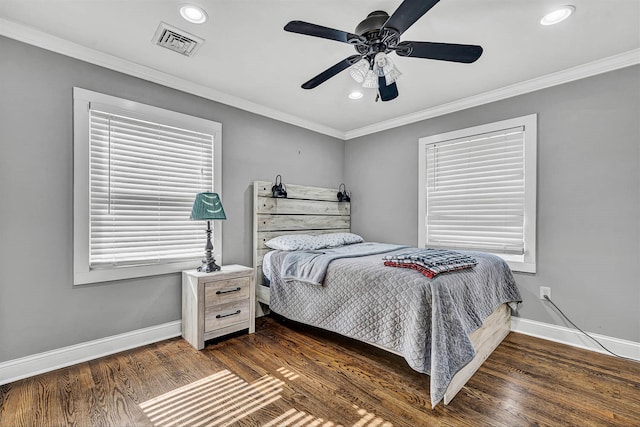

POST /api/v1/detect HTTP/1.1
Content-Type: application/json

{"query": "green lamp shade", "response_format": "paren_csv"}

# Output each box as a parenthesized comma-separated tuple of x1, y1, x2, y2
(190, 192, 226, 220)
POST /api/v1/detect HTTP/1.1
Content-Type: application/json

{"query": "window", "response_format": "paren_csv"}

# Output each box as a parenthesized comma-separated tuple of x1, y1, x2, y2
(73, 88, 222, 284)
(418, 114, 537, 273)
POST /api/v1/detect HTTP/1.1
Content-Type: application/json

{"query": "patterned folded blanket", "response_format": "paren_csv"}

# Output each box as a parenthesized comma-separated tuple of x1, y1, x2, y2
(383, 248, 477, 278)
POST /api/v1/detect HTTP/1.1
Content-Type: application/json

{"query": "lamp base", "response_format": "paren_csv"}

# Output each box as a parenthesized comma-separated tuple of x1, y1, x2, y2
(197, 220, 221, 273)
(197, 259, 221, 273)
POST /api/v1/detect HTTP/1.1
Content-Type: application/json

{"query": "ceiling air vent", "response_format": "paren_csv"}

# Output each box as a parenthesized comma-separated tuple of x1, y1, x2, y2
(153, 22, 204, 57)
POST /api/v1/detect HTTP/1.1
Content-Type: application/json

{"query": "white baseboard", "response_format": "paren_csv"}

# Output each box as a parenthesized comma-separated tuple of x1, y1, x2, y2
(0, 321, 182, 386)
(511, 317, 640, 361)
(2, 317, 637, 386)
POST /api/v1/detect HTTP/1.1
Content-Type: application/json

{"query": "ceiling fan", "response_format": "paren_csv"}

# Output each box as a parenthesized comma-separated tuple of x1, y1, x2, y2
(284, 0, 483, 101)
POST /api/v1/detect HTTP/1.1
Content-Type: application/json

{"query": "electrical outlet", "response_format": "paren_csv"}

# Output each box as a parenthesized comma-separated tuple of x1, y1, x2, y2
(539, 286, 551, 300)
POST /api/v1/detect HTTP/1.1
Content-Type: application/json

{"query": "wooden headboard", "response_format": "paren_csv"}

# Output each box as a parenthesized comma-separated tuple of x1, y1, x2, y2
(253, 180, 351, 306)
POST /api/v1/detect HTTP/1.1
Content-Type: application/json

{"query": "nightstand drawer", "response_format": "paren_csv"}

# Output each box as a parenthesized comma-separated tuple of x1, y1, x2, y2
(204, 277, 251, 305)
(204, 299, 250, 332)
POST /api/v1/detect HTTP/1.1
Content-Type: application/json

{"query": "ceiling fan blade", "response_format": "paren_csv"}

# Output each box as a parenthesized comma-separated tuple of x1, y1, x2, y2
(301, 55, 362, 89)
(284, 21, 364, 44)
(382, 0, 440, 35)
(396, 41, 483, 63)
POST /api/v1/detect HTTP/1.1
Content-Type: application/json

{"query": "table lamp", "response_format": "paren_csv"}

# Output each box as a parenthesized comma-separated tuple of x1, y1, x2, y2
(190, 192, 226, 272)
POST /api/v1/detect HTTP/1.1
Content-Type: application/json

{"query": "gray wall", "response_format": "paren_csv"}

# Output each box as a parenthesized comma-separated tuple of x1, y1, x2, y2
(0, 36, 344, 362)
(1, 33, 638, 364)
(345, 65, 640, 342)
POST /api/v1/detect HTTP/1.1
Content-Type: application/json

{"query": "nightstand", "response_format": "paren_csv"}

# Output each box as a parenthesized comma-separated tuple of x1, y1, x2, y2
(182, 265, 255, 350)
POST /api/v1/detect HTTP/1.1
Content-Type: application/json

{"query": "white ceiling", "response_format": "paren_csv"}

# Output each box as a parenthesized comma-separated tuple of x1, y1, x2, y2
(1, 0, 639, 138)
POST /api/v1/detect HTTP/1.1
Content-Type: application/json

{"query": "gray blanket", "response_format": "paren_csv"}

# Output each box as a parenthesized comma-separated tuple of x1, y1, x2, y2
(268, 243, 521, 408)
(281, 242, 407, 286)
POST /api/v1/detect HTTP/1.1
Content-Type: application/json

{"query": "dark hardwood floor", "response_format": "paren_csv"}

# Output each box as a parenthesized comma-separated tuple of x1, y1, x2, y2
(1, 316, 639, 427)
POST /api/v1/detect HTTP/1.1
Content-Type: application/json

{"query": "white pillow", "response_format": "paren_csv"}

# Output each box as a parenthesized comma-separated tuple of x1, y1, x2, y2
(265, 232, 365, 251)
(265, 234, 324, 251)
(316, 232, 364, 248)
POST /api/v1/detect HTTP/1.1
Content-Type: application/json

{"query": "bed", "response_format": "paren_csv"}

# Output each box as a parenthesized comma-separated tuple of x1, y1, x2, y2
(252, 180, 521, 408)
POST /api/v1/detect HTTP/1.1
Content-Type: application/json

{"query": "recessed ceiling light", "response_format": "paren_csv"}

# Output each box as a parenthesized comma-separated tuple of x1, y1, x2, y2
(540, 5, 575, 26)
(180, 4, 208, 24)
(348, 91, 363, 100)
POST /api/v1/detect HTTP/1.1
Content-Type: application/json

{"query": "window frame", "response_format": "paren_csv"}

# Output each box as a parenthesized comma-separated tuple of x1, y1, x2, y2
(73, 87, 222, 285)
(418, 114, 537, 273)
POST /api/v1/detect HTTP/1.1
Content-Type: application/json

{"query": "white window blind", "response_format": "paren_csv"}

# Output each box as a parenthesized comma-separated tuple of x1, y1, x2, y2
(425, 126, 525, 255)
(89, 108, 213, 269)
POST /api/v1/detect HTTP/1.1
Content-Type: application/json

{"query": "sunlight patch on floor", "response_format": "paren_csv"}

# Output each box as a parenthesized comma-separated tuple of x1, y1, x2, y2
(276, 366, 300, 380)
(140, 369, 393, 427)
(262, 404, 393, 427)
(139, 370, 284, 427)
(352, 405, 392, 427)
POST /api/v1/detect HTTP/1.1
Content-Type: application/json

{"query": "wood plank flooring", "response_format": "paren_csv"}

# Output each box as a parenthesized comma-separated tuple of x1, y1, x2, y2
(1, 316, 639, 427)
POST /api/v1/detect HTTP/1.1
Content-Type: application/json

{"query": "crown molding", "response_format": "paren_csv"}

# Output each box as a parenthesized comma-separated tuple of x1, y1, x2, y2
(345, 48, 640, 140)
(2, 18, 638, 141)
(0, 18, 345, 140)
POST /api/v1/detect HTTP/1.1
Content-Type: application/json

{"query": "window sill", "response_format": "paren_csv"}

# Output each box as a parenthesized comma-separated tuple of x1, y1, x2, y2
(74, 259, 208, 285)
(499, 254, 536, 274)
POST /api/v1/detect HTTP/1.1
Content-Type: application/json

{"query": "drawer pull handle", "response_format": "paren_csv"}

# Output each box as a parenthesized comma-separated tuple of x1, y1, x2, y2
(216, 287, 241, 295)
(216, 310, 241, 319)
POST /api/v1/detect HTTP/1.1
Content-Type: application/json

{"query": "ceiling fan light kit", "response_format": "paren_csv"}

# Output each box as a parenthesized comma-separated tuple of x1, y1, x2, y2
(373, 53, 401, 85)
(362, 70, 379, 89)
(349, 59, 370, 83)
(284, 0, 483, 102)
